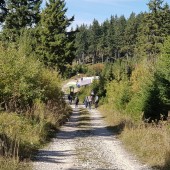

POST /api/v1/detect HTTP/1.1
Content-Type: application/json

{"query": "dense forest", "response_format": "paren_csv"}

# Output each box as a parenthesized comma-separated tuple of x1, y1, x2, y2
(0, 0, 170, 168)
(75, 0, 170, 121)
(75, 0, 170, 64)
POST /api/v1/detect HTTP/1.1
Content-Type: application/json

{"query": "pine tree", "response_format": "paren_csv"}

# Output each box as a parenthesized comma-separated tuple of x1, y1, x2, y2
(38, 0, 75, 73)
(123, 12, 138, 58)
(88, 19, 101, 64)
(0, 0, 7, 23)
(136, 0, 170, 61)
(75, 24, 89, 64)
(99, 20, 110, 63)
(114, 15, 126, 59)
(2, 0, 42, 42)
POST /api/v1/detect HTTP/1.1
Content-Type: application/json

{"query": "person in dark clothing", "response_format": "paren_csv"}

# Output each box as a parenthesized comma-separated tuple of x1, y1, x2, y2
(94, 95, 99, 108)
(84, 96, 88, 108)
(75, 96, 79, 108)
(68, 94, 73, 104)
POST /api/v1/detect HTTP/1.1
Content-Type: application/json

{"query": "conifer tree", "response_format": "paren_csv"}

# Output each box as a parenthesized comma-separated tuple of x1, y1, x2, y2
(156, 36, 170, 113)
(75, 24, 89, 64)
(1, 0, 42, 42)
(99, 20, 110, 63)
(107, 16, 116, 60)
(88, 19, 101, 64)
(114, 15, 126, 59)
(123, 12, 138, 58)
(0, 0, 7, 23)
(38, 0, 75, 73)
(136, 0, 170, 61)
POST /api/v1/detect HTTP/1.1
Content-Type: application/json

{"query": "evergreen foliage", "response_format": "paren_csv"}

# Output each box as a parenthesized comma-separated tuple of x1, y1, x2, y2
(0, 0, 7, 23)
(1, 0, 42, 42)
(37, 0, 76, 73)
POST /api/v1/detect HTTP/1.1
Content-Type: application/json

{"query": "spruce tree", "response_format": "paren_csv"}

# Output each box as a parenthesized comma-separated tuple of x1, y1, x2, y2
(136, 0, 170, 61)
(75, 24, 89, 64)
(0, 0, 7, 23)
(2, 0, 42, 42)
(114, 15, 126, 59)
(88, 19, 101, 64)
(156, 36, 170, 114)
(38, 0, 75, 73)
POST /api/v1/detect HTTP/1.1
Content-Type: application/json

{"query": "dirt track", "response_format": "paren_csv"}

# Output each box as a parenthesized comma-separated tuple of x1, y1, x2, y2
(33, 102, 152, 170)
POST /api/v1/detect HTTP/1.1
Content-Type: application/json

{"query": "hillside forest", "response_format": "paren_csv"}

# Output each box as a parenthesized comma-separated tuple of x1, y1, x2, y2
(75, 0, 170, 122)
(0, 0, 170, 169)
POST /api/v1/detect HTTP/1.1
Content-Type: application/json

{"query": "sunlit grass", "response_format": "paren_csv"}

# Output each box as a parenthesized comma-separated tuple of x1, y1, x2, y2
(100, 104, 170, 169)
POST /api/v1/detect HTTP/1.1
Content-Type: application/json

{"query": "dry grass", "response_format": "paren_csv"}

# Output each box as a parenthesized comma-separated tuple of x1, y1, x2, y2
(99, 104, 170, 169)
(0, 157, 31, 170)
(120, 124, 170, 169)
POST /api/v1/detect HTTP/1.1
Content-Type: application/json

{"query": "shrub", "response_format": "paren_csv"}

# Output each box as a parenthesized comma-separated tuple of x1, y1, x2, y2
(106, 80, 132, 111)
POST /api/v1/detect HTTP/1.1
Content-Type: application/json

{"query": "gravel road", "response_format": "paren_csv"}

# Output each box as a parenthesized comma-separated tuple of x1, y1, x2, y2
(33, 103, 152, 170)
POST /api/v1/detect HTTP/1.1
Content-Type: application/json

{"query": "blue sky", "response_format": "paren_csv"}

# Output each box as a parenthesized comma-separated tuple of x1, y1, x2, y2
(42, 0, 170, 28)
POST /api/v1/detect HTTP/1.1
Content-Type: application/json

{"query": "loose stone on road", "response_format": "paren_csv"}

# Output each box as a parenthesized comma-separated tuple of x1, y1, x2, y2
(33, 103, 152, 170)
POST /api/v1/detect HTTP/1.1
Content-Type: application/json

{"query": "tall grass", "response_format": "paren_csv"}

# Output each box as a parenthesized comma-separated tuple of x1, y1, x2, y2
(0, 157, 31, 170)
(120, 124, 170, 169)
(100, 105, 170, 169)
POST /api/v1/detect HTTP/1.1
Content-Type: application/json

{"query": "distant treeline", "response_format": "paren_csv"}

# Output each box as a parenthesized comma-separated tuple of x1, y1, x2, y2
(75, 0, 170, 64)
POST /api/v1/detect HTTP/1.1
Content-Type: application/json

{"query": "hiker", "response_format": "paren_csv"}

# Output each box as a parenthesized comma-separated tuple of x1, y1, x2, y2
(68, 94, 71, 103)
(84, 96, 88, 108)
(75, 96, 79, 108)
(87, 95, 92, 109)
(94, 95, 99, 108)
(68, 94, 73, 104)
(91, 90, 95, 104)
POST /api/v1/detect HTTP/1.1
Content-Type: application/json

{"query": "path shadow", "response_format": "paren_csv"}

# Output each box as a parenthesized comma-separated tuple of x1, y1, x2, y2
(56, 107, 124, 140)
(33, 150, 75, 164)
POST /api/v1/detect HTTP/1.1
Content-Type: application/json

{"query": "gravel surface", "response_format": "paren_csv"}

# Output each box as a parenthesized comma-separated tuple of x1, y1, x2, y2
(33, 103, 152, 170)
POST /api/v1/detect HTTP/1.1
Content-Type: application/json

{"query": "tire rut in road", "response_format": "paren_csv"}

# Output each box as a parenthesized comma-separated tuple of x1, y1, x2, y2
(73, 107, 119, 170)
(33, 105, 151, 170)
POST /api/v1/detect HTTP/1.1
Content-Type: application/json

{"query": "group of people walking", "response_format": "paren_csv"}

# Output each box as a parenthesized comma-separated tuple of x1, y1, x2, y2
(84, 90, 99, 109)
(84, 94, 99, 109)
(67, 90, 99, 109)
(68, 94, 79, 108)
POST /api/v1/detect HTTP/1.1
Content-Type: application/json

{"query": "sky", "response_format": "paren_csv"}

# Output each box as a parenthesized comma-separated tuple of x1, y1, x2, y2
(42, 0, 170, 28)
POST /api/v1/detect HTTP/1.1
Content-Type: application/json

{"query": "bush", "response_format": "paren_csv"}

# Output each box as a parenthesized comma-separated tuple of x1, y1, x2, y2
(0, 42, 64, 113)
(106, 80, 132, 111)
(0, 39, 72, 165)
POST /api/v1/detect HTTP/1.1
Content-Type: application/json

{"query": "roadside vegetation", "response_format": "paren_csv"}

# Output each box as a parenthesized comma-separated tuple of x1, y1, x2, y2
(0, 41, 72, 169)
(78, 36, 170, 169)
(76, 0, 170, 169)
(0, 0, 73, 169)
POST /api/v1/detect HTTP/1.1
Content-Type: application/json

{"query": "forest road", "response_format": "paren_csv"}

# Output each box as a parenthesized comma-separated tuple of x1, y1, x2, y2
(33, 100, 152, 170)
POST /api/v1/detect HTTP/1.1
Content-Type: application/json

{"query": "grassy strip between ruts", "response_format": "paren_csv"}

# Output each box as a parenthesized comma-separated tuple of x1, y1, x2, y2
(99, 104, 170, 170)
